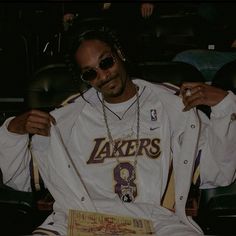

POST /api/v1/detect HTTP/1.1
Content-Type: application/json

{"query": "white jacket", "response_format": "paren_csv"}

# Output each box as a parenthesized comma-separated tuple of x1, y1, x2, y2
(0, 79, 236, 235)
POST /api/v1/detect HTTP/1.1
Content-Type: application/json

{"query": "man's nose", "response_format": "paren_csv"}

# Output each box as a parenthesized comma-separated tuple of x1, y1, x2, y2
(97, 68, 110, 81)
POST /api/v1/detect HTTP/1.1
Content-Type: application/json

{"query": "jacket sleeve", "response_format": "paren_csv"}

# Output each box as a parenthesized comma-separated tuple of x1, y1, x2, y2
(0, 117, 31, 191)
(199, 91, 236, 188)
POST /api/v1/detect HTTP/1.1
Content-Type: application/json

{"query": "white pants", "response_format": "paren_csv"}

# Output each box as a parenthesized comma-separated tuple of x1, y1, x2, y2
(33, 199, 202, 236)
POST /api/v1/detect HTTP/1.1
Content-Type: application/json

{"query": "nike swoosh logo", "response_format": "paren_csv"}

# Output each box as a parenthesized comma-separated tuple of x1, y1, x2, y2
(150, 127, 160, 131)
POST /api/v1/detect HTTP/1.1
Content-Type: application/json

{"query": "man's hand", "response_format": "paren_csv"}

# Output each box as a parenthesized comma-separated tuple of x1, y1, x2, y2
(180, 82, 229, 111)
(141, 3, 154, 19)
(8, 110, 56, 136)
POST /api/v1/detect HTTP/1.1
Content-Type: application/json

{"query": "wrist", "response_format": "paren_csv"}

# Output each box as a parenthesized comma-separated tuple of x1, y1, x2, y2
(7, 118, 26, 135)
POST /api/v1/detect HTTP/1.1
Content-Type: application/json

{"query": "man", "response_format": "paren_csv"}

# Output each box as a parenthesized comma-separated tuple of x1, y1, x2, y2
(0, 29, 236, 235)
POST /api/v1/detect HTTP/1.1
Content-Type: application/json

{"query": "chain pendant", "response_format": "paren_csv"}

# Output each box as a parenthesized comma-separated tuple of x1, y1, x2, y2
(101, 84, 140, 203)
(121, 186, 135, 203)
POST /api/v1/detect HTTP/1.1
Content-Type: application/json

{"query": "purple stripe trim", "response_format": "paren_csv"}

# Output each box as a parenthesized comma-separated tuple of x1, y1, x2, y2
(161, 160, 173, 205)
(29, 156, 45, 192)
(193, 149, 202, 186)
(29, 157, 34, 189)
(33, 227, 60, 235)
(161, 83, 179, 92)
(194, 150, 201, 173)
(66, 93, 82, 104)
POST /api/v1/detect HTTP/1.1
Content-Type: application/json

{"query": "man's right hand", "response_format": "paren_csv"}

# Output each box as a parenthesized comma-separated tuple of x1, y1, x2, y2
(7, 110, 56, 136)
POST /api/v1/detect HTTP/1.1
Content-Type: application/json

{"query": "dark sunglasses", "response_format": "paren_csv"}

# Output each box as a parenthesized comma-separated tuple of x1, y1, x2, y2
(80, 55, 115, 82)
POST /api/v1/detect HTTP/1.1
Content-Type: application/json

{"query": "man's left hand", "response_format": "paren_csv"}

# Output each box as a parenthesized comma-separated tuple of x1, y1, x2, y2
(180, 82, 229, 111)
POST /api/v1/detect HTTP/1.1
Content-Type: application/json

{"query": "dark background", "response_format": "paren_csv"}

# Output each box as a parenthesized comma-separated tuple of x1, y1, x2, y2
(0, 1, 236, 122)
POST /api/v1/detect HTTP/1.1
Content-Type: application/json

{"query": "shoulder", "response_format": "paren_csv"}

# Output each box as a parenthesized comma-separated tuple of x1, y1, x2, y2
(50, 88, 95, 124)
(134, 78, 179, 93)
(134, 78, 182, 106)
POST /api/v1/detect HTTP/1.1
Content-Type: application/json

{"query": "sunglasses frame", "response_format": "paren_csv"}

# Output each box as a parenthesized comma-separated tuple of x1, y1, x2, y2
(80, 54, 116, 82)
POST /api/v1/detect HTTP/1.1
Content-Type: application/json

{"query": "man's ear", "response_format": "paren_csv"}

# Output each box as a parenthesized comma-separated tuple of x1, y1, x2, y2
(116, 47, 126, 62)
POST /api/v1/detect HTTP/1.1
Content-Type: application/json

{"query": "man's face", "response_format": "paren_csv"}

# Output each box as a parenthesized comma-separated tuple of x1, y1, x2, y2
(75, 39, 128, 102)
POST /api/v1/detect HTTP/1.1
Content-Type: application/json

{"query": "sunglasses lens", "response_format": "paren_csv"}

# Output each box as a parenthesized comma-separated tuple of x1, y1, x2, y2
(81, 69, 97, 81)
(80, 56, 115, 82)
(99, 56, 115, 70)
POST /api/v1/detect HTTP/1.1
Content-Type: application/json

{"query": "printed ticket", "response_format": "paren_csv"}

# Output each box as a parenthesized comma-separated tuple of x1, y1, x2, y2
(68, 209, 155, 235)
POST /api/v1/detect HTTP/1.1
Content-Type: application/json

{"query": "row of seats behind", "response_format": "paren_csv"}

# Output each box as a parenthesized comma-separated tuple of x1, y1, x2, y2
(1, 58, 236, 235)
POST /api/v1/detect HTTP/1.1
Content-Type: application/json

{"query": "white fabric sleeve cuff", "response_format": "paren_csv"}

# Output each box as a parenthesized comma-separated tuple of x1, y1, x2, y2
(0, 117, 28, 146)
(211, 91, 236, 118)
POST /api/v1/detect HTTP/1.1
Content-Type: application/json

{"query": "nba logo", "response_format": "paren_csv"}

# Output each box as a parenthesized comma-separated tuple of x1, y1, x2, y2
(150, 109, 157, 121)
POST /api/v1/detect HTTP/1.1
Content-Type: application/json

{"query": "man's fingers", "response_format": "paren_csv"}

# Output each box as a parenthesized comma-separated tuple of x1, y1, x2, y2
(181, 84, 207, 111)
(183, 95, 206, 111)
(28, 127, 50, 136)
(25, 111, 56, 135)
(26, 120, 51, 130)
(7, 110, 56, 136)
(28, 110, 56, 125)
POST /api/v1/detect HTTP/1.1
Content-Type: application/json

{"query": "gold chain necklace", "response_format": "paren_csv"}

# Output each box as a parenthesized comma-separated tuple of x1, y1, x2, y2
(101, 85, 140, 202)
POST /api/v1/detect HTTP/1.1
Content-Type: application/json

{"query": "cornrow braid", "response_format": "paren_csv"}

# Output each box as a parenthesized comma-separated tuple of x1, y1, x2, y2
(67, 27, 128, 75)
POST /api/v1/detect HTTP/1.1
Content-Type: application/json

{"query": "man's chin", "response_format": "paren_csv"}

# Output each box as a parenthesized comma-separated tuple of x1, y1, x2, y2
(102, 85, 125, 100)
(101, 80, 122, 94)
(100, 76, 126, 99)
(103, 89, 121, 98)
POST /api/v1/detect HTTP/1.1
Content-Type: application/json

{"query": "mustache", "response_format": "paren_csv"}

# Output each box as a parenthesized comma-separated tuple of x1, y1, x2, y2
(98, 77, 114, 88)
